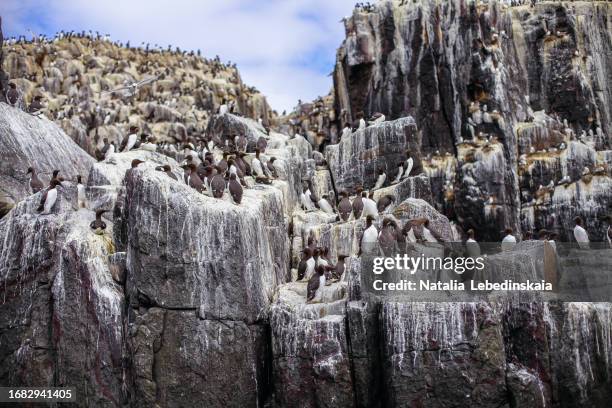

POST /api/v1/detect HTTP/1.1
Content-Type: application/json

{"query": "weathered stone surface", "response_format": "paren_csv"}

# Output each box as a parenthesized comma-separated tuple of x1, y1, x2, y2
(128, 308, 268, 408)
(325, 117, 420, 193)
(0, 104, 95, 217)
(270, 282, 352, 408)
(116, 167, 289, 322)
(392, 198, 453, 242)
(0, 17, 7, 103)
(330, 0, 612, 240)
(4, 37, 273, 155)
(0, 189, 125, 406)
(381, 302, 508, 408)
(346, 300, 383, 408)
(87, 149, 180, 212)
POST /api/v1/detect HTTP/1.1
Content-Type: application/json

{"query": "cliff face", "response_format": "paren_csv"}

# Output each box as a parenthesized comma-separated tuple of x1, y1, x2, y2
(1, 105, 611, 407)
(0, 17, 7, 103)
(0, 104, 94, 216)
(2, 35, 272, 156)
(331, 0, 612, 240)
(2, 2, 612, 407)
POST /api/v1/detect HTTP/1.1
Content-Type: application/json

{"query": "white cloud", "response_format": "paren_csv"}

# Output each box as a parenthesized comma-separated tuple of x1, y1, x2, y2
(0, 0, 356, 111)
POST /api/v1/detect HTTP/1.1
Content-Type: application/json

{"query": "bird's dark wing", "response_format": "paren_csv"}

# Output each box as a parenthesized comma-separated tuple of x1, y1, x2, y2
(306, 275, 319, 301)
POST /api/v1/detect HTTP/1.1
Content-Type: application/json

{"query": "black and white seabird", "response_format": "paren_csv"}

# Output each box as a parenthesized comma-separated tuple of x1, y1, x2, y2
(182, 164, 204, 193)
(373, 168, 386, 190)
(266, 157, 278, 179)
(26, 167, 44, 193)
(90, 209, 107, 233)
(332, 254, 349, 281)
(297, 248, 310, 281)
(359, 215, 379, 255)
(130, 159, 144, 169)
(105, 142, 116, 160)
(378, 218, 399, 256)
(318, 194, 335, 215)
(377, 195, 395, 213)
(28, 95, 44, 115)
(77, 175, 86, 208)
(338, 191, 352, 222)
(228, 173, 243, 204)
(37, 179, 60, 214)
(6, 83, 19, 107)
(156, 164, 178, 181)
(210, 167, 226, 199)
(306, 265, 326, 303)
(402, 152, 414, 179)
(95, 138, 110, 161)
(362, 192, 378, 218)
(256, 136, 267, 153)
(121, 126, 139, 152)
(391, 163, 404, 184)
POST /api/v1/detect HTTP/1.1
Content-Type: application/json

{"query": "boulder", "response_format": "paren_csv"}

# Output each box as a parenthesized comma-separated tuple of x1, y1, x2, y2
(115, 167, 289, 321)
(325, 117, 420, 193)
(0, 104, 95, 217)
(270, 282, 351, 408)
(0, 188, 125, 406)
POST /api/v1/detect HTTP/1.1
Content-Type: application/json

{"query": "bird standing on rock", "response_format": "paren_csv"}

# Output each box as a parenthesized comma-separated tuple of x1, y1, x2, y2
(373, 168, 386, 190)
(362, 192, 378, 219)
(90, 209, 107, 234)
(377, 195, 395, 213)
(121, 126, 139, 152)
(26, 167, 44, 193)
(182, 163, 204, 193)
(306, 265, 326, 303)
(402, 152, 414, 179)
(6, 83, 19, 107)
(359, 215, 379, 255)
(266, 157, 278, 179)
(391, 163, 404, 184)
(210, 167, 226, 198)
(318, 194, 335, 215)
(228, 173, 243, 204)
(352, 187, 364, 219)
(77, 175, 86, 208)
(105, 142, 116, 160)
(302, 247, 316, 281)
(28, 95, 44, 115)
(156, 164, 178, 181)
(338, 191, 352, 221)
(37, 179, 60, 214)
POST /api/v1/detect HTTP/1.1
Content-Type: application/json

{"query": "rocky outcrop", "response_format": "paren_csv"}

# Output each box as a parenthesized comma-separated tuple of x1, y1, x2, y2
(0, 187, 125, 406)
(3, 35, 273, 155)
(328, 0, 612, 240)
(2, 2, 612, 407)
(326, 117, 420, 193)
(0, 17, 7, 103)
(0, 103, 95, 217)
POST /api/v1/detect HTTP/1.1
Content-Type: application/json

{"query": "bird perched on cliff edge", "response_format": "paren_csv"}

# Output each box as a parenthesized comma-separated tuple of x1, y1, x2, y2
(90, 209, 107, 234)
(37, 179, 60, 214)
(306, 265, 327, 303)
(77, 175, 86, 208)
(26, 167, 44, 194)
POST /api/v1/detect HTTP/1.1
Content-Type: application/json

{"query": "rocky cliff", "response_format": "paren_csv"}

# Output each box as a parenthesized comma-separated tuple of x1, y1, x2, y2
(2, 33, 272, 156)
(0, 104, 94, 216)
(329, 0, 612, 240)
(0, 17, 7, 103)
(1, 107, 610, 407)
(1, 1, 612, 407)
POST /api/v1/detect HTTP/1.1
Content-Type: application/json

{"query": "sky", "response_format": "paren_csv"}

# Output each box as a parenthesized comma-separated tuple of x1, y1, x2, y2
(0, 0, 357, 113)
